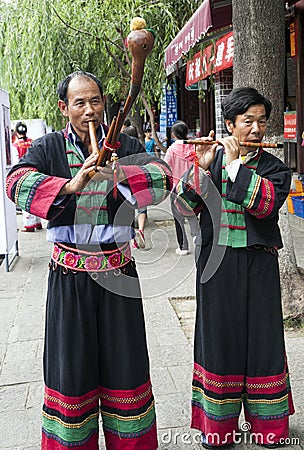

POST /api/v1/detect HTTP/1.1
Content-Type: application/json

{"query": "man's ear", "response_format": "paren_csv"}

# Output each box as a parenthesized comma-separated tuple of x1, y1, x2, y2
(58, 100, 68, 117)
(225, 120, 234, 134)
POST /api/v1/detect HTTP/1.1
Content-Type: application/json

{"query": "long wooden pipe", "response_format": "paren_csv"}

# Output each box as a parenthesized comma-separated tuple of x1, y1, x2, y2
(88, 121, 100, 155)
(88, 18, 155, 178)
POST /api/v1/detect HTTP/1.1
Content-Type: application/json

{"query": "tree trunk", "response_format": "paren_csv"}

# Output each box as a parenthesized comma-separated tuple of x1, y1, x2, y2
(232, 0, 304, 322)
(232, 0, 285, 137)
(129, 103, 145, 146)
(140, 89, 166, 152)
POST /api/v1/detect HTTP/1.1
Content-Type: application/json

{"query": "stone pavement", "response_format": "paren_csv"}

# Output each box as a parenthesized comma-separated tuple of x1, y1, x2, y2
(0, 199, 303, 449)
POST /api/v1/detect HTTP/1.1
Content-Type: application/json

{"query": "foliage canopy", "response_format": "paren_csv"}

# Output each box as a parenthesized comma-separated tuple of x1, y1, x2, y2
(0, 0, 200, 129)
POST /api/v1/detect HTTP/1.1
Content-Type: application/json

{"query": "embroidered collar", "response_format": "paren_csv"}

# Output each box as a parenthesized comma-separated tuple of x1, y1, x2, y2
(240, 148, 263, 165)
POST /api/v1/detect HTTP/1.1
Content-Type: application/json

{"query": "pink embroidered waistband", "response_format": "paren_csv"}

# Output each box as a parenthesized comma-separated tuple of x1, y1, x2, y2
(52, 242, 131, 272)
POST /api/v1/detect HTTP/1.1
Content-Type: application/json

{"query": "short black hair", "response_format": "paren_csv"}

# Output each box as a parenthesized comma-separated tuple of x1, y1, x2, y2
(221, 87, 272, 133)
(171, 120, 188, 140)
(57, 71, 103, 105)
(123, 118, 131, 127)
(123, 125, 138, 138)
(15, 121, 27, 135)
(143, 122, 151, 133)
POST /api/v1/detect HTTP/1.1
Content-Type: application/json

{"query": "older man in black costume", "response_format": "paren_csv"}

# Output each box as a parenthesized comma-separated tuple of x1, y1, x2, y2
(7, 71, 172, 449)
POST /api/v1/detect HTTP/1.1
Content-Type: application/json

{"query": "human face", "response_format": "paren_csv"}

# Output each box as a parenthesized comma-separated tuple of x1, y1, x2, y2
(225, 104, 267, 153)
(58, 76, 105, 141)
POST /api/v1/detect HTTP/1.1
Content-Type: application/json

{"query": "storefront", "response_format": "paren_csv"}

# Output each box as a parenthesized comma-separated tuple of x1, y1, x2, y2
(284, 0, 304, 174)
(165, 0, 304, 174)
(165, 0, 233, 135)
(164, 0, 232, 137)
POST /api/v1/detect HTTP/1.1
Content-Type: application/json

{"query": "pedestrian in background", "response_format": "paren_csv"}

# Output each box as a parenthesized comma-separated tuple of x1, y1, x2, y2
(121, 117, 139, 138)
(122, 121, 139, 139)
(165, 120, 200, 255)
(12, 122, 42, 232)
(144, 122, 156, 156)
(175, 87, 294, 448)
(130, 121, 158, 249)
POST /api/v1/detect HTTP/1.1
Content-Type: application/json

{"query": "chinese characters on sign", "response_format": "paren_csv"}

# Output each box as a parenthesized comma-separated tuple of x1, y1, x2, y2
(186, 31, 234, 86)
(284, 111, 297, 140)
(166, 84, 178, 127)
(160, 84, 178, 129)
(160, 86, 167, 136)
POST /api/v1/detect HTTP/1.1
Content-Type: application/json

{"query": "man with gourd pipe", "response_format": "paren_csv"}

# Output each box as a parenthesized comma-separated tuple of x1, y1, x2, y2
(174, 87, 294, 448)
(6, 70, 172, 449)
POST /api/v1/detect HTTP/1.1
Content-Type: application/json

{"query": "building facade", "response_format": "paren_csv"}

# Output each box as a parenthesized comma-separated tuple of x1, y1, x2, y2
(165, 0, 304, 174)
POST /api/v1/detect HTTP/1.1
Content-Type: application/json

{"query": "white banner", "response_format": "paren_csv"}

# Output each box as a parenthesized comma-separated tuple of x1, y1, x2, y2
(0, 89, 18, 270)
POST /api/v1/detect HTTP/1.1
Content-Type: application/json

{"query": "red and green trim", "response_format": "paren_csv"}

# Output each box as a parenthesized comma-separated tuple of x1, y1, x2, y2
(101, 379, 157, 449)
(243, 364, 295, 444)
(244, 358, 295, 421)
(225, 150, 276, 220)
(65, 139, 109, 225)
(218, 153, 249, 247)
(42, 386, 99, 448)
(192, 361, 295, 445)
(6, 167, 69, 220)
(192, 363, 243, 444)
(174, 166, 207, 216)
(192, 362, 244, 420)
(122, 162, 171, 209)
(42, 380, 158, 449)
(65, 140, 89, 177)
(246, 176, 275, 218)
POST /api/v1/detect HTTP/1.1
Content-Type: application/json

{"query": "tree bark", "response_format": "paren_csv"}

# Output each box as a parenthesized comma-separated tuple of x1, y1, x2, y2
(232, 0, 304, 322)
(140, 89, 166, 152)
(232, 0, 285, 136)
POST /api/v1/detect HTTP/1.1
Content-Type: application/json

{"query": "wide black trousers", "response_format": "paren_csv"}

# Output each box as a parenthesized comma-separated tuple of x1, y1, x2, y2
(42, 260, 157, 449)
(192, 245, 294, 446)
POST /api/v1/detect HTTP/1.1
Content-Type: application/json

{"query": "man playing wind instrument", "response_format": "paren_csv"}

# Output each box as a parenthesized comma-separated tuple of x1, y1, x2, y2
(175, 87, 294, 449)
(6, 69, 172, 449)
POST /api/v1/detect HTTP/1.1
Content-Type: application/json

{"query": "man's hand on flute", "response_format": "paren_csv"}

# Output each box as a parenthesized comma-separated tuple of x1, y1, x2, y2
(217, 136, 240, 166)
(94, 163, 127, 184)
(195, 130, 218, 171)
(195, 132, 242, 169)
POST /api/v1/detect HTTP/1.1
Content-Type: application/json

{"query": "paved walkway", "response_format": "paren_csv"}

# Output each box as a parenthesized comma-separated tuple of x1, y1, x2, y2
(0, 200, 303, 449)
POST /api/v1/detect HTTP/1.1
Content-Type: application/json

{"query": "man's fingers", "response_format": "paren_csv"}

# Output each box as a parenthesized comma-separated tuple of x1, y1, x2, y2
(82, 154, 98, 171)
(217, 138, 225, 147)
(208, 129, 215, 139)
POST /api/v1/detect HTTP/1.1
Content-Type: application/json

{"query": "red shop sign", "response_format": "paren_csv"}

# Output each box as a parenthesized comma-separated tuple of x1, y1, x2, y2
(186, 31, 234, 86)
(284, 111, 297, 140)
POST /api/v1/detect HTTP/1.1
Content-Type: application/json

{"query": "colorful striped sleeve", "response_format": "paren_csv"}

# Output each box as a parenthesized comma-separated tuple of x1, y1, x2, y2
(6, 166, 70, 220)
(121, 161, 172, 209)
(174, 166, 211, 216)
(226, 164, 291, 219)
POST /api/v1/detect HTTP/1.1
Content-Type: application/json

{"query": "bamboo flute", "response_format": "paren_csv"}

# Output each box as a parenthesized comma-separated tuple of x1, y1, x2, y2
(183, 140, 283, 149)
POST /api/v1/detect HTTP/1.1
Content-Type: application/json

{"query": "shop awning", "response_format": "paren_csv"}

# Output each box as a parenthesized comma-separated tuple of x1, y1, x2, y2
(164, 0, 232, 75)
(164, 0, 212, 73)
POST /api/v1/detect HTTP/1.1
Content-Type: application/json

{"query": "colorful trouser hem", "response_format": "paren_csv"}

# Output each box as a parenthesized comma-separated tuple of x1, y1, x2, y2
(192, 247, 295, 446)
(42, 380, 157, 449)
(191, 362, 295, 446)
